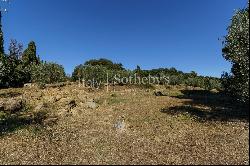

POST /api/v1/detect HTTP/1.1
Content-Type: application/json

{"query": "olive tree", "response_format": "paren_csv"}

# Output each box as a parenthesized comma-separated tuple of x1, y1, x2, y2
(222, 6, 249, 103)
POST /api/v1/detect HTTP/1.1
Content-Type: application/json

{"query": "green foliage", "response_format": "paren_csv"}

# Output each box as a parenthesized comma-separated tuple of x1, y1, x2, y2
(81, 65, 108, 83)
(73, 59, 128, 82)
(1, 40, 66, 88)
(30, 62, 66, 84)
(222, 6, 249, 103)
(84, 58, 125, 71)
(72, 59, 221, 90)
(0, 55, 8, 87)
(0, 40, 27, 88)
(0, 23, 4, 55)
(71, 64, 84, 81)
(22, 41, 39, 66)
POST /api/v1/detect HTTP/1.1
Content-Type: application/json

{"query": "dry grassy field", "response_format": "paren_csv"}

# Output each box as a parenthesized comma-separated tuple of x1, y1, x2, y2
(0, 84, 249, 165)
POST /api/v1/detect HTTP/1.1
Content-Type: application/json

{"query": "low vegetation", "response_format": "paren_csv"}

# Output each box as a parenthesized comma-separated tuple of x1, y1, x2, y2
(0, 84, 249, 164)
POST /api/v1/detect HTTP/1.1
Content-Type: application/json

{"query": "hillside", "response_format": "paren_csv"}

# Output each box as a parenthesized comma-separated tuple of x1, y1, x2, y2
(0, 84, 248, 165)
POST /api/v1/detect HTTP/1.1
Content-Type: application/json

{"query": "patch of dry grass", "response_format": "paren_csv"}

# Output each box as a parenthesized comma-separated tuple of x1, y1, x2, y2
(0, 84, 249, 165)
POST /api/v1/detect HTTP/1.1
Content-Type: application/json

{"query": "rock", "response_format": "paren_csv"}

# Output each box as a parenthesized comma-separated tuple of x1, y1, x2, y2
(34, 103, 43, 112)
(4, 98, 23, 113)
(86, 99, 98, 109)
(114, 116, 126, 133)
(24, 83, 32, 88)
(34, 102, 49, 113)
(211, 89, 219, 93)
(43, 117, 58, 126)
(55, 95, 62, 102)
(69, 100, 77, 109)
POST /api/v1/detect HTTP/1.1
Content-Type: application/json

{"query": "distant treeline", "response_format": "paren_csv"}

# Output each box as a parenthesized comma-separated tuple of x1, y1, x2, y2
(0, 41, 220, 91)
(72, 58, 222, 90)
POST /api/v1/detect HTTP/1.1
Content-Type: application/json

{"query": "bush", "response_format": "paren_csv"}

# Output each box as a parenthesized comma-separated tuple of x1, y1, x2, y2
(30, 62, 66, 84)
(72, 65, 108, 87)
(169, 75, 184, 86)
(0, 55, 28, 88)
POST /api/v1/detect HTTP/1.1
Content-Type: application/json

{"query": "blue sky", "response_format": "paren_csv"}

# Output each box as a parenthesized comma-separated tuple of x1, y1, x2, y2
(2, 0, 247, 77)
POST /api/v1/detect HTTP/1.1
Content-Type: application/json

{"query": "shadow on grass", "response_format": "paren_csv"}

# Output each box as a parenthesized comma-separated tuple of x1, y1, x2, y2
(0, 92, 22, 98)
(161, 90, 249, 122)
(0, 111, 48, 137)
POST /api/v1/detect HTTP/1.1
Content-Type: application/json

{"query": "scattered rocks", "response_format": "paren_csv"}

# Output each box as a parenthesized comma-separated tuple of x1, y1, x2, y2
(3, 97, 24, 113)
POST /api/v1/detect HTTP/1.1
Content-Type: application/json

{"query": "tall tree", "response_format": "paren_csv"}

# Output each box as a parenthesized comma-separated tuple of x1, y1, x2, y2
(8, 39, 23, 60)
(222, 5, 249, 103)
(0, 12, 4, 55)
(22, 41, 39, 65)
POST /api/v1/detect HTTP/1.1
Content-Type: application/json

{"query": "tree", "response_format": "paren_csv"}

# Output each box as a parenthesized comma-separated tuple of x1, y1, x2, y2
(0, 55, 8, 87)
(8, 39, 23, 60)
(222, 6, 249, 103)
(0, 14, 4, 55)
(84, 58, 125, 71)
(0, 40, 27, 87)
(22, 41, 39, 66)
(30, 62, 66, 84)
(72, 64, 84, 81)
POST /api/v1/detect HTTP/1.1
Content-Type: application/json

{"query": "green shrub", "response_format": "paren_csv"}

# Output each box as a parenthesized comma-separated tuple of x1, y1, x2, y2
(0, 55, 28, 88)
(30, 62, 66, 84)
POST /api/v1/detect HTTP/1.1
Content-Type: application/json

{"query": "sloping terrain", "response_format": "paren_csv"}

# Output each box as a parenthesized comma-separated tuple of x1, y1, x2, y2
(0, 84, 249, 165)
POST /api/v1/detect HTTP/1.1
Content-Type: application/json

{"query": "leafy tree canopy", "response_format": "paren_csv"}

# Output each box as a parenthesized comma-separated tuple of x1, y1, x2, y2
(222, 5, 249, 103)
(84, 58, 125, 71)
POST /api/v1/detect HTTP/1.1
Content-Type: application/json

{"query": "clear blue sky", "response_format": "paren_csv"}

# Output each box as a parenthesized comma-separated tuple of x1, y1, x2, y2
(2, 0, 247, 77)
